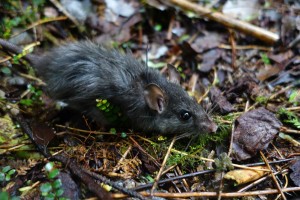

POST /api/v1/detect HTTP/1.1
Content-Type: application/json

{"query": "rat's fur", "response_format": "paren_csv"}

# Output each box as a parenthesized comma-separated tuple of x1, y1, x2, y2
(1, 40, 217, 136)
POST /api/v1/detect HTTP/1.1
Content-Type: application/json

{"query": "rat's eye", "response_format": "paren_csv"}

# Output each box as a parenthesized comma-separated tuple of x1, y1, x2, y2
(180, 110, 192, 120)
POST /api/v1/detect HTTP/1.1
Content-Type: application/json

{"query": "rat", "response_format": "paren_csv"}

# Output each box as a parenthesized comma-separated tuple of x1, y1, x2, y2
(0, 39, 217, 137)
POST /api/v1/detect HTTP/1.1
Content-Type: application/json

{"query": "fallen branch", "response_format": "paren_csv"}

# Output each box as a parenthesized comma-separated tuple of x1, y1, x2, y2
(166, 0, 279, 44)
(112, 187, 300, 198)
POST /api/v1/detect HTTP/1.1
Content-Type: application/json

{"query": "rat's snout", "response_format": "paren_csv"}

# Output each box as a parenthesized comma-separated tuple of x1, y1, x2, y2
(202, 120, 218, 133)
(209, 122, 218, 133)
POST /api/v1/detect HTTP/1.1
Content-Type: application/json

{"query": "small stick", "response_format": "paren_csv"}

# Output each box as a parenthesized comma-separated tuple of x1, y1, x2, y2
(150, 136, 176, 195)
(166, 0, 279, 44)
(260, 151, 287, 200)
(238, 169, 289, 192)
(49, 0, 81, 27)
(229, 29, 237, 69)
(11, 16, 67, 38)
(112, 187, 300, 198)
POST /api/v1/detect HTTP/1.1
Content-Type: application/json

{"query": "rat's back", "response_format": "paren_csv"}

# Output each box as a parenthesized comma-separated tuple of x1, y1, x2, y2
(35, 41, 145, 108)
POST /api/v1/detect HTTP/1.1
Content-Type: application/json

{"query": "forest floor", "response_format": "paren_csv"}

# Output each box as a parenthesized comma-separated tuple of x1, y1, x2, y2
(0, 0, 300, 199)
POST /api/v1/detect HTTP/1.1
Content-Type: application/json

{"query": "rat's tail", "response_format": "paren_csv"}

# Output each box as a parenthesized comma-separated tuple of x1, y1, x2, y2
(0, 38, 39, 65)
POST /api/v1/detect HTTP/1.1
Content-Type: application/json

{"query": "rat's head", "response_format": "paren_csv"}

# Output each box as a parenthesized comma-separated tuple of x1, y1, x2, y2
(142, 82, 218, 137)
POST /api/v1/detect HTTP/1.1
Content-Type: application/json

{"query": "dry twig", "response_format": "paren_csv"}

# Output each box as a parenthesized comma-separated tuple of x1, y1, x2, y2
(166, 0, 279, 44)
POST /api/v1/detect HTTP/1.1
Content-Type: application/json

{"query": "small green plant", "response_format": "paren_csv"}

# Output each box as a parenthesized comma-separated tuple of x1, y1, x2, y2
(278, 108, 300, 129)
(288, 89, 299, 106)
(96, 99, 127, 124)
(0, 166, 16, 182)
(154, 24, 162, 31)
(1, 67, 12, 76)
(19, 84, 43, 106)
(1, 0, 46, 38)
(260, 52, 271, 65)
(0, 191, 9, 200)
(0, 191, 19, 200)
(214, 152, 234, 172)
(39, 162, 68, 200)
(255, 95, 268, 104)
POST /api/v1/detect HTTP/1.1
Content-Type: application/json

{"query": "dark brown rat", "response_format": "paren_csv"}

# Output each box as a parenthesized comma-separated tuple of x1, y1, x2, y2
(0, 39, 217, 136)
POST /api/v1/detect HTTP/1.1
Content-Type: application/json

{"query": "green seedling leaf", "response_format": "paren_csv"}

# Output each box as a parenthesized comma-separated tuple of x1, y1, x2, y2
(0, 172, 5, 181)
(145, 174, 154, 182)
(8, 169, 16, 176)
(260, 53, 271, 65)
(40, 182, 52, 194)
(48, 169, 59, 179)
(1, 67, 12, 75)
(0, 191, 9, 200)
(11, 196, 20, 200)
(19, 99, 33, 106)
(2, 166, 11, 173)
(45, 162, 54, 172)
(12, 55, 20, 64)
(121, 132, 127, 138)
(53, 179, 62, 189)
(45, 192, 55, 199)
(55, 188, 64, 197)
(154, 24, 162, 31)
(5, 174, 11, 181)
(109, 128, 117, 134)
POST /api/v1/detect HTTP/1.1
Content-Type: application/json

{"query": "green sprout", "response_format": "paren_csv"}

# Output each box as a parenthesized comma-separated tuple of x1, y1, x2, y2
(39, 162, 68, 200)
(278, 108, 300, 129)
(260, 52, 271, 65)
(19, 84, 43, 106)
(255, 95, 269, 105)
(0, 166, 16, 182)
(96, 99, 127, 124)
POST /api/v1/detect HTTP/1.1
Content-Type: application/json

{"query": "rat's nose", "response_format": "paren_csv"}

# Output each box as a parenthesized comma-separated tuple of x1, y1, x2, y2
(204, 121, 218, 133)
(209, 122, 218, 133)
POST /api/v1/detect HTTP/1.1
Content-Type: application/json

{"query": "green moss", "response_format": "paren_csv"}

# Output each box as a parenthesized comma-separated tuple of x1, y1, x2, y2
(255, 96, 269, 104)
(1, 0, 46, 38)
(278, 108, 300, 129)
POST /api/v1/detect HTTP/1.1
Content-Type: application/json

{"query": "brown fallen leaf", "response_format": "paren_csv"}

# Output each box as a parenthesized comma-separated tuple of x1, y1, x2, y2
(224, 166, 269, 185)
(232, 107, 282, 161)
(256, 63, 282, 81)
(209, 86, 234, 114)
(31, 121, 56, 147)
(226, 75, 260, 102)
(290, 159, 300, 187)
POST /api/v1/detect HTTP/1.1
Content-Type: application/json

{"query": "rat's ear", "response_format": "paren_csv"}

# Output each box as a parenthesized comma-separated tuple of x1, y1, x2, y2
(167, 64, 181, 85)
(144, 83, 166, 114)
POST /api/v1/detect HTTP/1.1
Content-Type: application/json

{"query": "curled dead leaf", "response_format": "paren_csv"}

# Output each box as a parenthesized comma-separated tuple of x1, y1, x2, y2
(224, 166, 269, 185)
(232, 107, 282, 161)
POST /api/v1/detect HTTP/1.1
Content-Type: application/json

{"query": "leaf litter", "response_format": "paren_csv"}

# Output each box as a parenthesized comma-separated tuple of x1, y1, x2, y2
(0, 0, 300, 199)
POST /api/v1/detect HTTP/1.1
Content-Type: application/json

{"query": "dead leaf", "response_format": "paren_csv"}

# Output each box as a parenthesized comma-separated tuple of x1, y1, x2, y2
(268, 50, 294, 64)
(224, 166, 269, 185)
(256, 64, 281, 81)
(199, 49, 222, 72)
(31, 121, 56, 147)
(108, 158, 142, 178)
(290, 159, 300, 186)
(105, 0, 135, 18)
(209, 86, 234, 114)
(226, 75, 260, 101)
(232, 107, 282, 161)
(191, 32, 225, 53)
